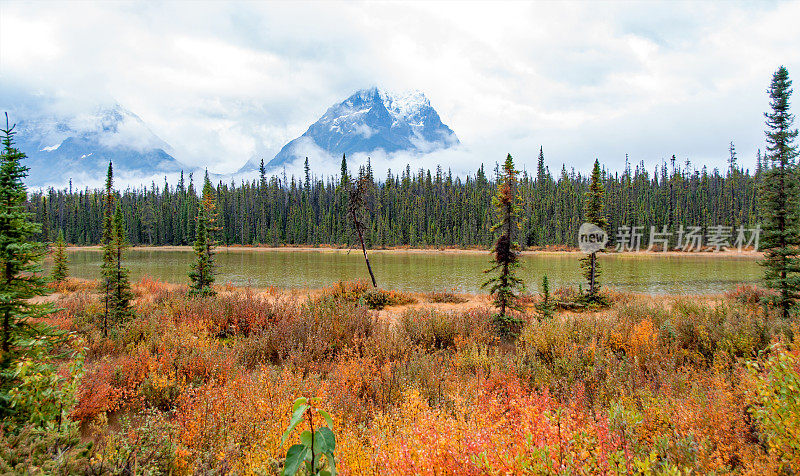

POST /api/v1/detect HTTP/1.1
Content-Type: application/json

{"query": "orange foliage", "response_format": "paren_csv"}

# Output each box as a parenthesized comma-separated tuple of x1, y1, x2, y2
(39, 281, 793, 474)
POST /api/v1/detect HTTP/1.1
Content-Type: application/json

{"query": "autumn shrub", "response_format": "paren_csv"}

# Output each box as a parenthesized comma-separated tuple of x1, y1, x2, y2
(320, 280, 415, 309)
(49, 277, 97, 293)
(360, 288, 416, 309)
(44, 290, 97, 332)
(369, 372, 628, 475)
(321, 280, 371, 302)
(454, 335, 511, 377)
(399, 307, 492, 350)
(132, 275, 181, 304)
(550, 284, 595, 310)
(233, 293, 374, 368)
(325, 351, 401, 421)
(74, 317, 233, 423)
(359, 289, 393, 310)
(38, 284, 800, 474)
(748, 343, 800, 473)
(553, 284, 580, 302)
(0, 336, 89, 474)
(663, 299, 779, 363)
(424, 290, 467, 304)
(117, 311, 167, 350)
(177, 290, 279, 338)
(726, 283, 774, 306)
(174, 368, 315, 474)
(516, 315, 604, 395)
(86, 409, 180, 475)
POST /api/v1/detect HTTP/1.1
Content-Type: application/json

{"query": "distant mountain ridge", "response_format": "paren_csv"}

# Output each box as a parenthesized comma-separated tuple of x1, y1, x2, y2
(241, 87, 458, 171)
(7, 102, 184, 187)
(5, 88, 458, 185)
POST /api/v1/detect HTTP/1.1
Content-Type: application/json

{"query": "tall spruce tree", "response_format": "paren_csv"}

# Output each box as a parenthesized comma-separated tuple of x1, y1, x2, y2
(189, 202, 215, 296)
(202, 170, 219, 238)
(111, 203, 133, 322)
(51, 229, 69, 283)
(0, 114, 52, 359)
(581, 159, 608, 302)
(0, 116, 87, 469)
(759, 66, 800, 319)
(100, 162, 116, 336)
(483, 154, 524, 334)
(304, 157, 311, 190)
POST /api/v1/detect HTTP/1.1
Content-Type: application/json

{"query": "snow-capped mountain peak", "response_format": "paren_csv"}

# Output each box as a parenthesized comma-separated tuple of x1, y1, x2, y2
(380, 89, 430, 125)
(248, 87, 458, 170)
(4, 99, 184, 187)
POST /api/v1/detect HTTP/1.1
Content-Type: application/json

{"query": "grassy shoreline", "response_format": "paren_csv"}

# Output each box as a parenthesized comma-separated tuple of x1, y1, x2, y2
(64, 244, 763, 259)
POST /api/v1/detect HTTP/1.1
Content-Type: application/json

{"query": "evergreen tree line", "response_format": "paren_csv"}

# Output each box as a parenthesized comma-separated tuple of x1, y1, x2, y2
(26, 149, 764, 250)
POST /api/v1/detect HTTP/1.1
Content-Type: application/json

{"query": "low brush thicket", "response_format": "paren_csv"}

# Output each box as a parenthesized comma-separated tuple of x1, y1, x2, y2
(320, 280, 417, 310)
(26, 277, 800, 474)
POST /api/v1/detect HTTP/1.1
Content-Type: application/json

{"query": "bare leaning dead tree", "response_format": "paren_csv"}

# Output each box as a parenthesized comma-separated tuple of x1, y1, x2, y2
(348, 174, 377, 287)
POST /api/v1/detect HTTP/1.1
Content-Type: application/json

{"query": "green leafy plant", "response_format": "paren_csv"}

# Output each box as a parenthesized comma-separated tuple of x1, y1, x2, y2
(280, 397, 337, 476)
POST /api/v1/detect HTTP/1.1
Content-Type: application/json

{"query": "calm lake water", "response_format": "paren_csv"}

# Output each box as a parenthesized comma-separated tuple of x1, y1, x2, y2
(52, 248, 762, 295)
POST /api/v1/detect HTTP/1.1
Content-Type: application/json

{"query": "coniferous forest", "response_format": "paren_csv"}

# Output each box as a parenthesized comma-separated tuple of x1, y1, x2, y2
(27, 148, 761, 249)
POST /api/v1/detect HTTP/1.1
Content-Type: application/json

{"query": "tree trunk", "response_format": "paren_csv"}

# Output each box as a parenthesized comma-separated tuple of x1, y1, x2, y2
(3, 264, 10, 351)
(2, 309, 9, 353)
(355, 218, 377, 287)
(103, 280, 110, 337)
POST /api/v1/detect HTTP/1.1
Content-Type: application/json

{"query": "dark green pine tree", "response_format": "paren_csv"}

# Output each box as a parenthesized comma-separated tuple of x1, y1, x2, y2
(0, 115, 53, 360)
(304, 157, 311, 190)
(201, 172, 218, 281)
(202, 170, 219, 238)
(581, 159, 609, 303)
(340, 154, 350, 188)
(189, 202, 215, 296)
(100, 162, 116, 336)
(536, 146, 546, 182)
(759, 66, 800, 319)
(0, 116, 86, 468)
(483, 154, 524, 334)
(50, 229, 69, 283)
(536, 274, 555, 319)
(111, 203, 133, 322)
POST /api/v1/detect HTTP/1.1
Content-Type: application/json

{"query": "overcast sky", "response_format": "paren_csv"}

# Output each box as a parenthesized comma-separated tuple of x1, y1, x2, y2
(2, 0, 799, 180)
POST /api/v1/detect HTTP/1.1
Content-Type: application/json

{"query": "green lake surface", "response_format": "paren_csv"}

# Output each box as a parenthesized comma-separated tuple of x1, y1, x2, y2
(52, 249, 762, 295)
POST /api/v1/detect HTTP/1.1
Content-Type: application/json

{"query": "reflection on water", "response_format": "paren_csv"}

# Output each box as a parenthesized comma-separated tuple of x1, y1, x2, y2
(52, 249, 761, 295)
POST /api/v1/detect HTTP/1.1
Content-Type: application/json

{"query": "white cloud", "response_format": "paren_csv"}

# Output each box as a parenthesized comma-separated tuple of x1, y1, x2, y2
(1, 0, 799, 183)
(353, 123, 376, 139)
